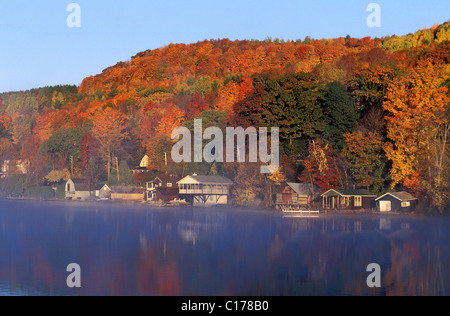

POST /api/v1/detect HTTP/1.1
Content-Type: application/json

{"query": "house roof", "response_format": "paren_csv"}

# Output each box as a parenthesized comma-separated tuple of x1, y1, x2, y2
(286, 183, 321, 196)
(156, 175, 182, 183)
(68, 179, 92, 191)
(178, 175, 233, 185)
(96, 184, 111, 191)
(140, 155, 150, 168)
(321, 189, 377, 197)
(147, 175, 182, 185)
(375, 191, 418, 202)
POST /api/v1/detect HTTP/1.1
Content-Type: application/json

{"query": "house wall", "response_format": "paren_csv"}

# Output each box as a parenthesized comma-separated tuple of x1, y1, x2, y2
(155, 191, 179, 202)
(65, 180, 75, 193)
(277, 186, 312, 205)
(66, 191, 93, 200)
(323, 195, 375, 210)
(362, 197, 376, 210)
(97, 188, 111, 199)
(76, 191, 93, 200)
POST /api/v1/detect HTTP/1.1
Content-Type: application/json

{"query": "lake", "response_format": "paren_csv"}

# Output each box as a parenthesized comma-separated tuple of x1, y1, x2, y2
(0, 200, 449, 296)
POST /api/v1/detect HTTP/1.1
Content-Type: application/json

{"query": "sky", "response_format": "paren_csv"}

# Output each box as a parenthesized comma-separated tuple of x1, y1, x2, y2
(0, 0, 449, 93)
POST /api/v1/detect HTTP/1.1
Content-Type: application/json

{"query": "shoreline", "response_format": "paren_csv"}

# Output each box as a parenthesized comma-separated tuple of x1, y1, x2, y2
(1, 195, 447, 217)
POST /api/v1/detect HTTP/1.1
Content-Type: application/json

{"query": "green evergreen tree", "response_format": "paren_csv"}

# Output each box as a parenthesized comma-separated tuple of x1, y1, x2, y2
(118, 160, 133, 185)
(321, 82, 359, 150)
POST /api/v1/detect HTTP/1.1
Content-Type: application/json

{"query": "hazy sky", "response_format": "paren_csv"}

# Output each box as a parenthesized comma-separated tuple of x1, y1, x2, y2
(0, 0, 449, 93)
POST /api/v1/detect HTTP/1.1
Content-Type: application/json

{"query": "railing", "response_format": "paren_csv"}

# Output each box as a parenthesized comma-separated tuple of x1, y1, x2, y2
(275, 201, 309, 205)
(179, 189, 230, 195)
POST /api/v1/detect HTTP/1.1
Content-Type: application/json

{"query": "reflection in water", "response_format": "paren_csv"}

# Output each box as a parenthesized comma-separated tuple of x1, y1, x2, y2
(0, 200, 449, 296)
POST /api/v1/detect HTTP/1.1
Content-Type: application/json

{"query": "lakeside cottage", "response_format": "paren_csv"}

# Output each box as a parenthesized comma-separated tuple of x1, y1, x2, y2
(65, 179, 94, 200)
(375, 191, 418, 213)
(275, 182, 321, 210)
(146, 175, 182, 202)
(321, 189, 377, 210)
(178, 175, 233, 207)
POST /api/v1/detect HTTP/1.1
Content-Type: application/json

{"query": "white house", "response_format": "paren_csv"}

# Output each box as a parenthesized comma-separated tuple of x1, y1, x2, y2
(178, 175, 233, 207)
(131, 155, 152, 175)
(65, 179, 94, 200)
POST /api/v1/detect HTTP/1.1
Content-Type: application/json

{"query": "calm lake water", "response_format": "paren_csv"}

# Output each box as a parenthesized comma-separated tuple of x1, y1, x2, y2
(0, 200, 449, 296)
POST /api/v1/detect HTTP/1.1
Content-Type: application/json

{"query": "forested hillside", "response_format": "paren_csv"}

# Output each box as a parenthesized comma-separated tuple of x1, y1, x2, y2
(1, 23, 449, 211)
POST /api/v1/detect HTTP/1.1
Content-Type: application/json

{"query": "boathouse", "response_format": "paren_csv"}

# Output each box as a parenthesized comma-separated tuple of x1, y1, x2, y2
(178, 175, 233, 206)
(275, 183, 321, 210)
(65, 179, 94, 200)
(375, 191, 418, 213)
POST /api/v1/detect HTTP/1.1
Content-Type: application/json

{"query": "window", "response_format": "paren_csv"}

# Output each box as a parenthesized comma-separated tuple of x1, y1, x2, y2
(402, 201, 411, 207)
(355, 196, 362, 207)
(167, 183, 173, 187)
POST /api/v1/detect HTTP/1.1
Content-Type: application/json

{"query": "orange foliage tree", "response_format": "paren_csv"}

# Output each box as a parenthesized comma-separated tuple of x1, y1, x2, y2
(383, 61, 449, 211)
(300, 140, 348, 191)
(91, 108, 129, 180)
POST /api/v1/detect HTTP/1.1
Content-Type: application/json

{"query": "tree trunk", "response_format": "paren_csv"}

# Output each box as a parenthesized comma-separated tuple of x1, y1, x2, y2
(116, 157, 120, 184)
(107, 154, 111, 181)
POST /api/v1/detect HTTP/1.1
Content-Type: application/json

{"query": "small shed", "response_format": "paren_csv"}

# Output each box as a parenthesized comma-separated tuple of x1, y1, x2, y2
(95, 184, 112, 200)
(375, 191, 418, 213)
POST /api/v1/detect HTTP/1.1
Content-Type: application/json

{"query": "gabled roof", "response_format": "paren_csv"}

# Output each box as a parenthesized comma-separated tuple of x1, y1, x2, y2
(148, 175, 182, 185)
(96, 184, 111, 191)
(140, 155, 150, 168)
(156, 175, 182, 183)
(178, 175, 233, 185)
(321, 189, 377, 197)
(375, 191, 418, 202)
(286, 183, 321, 196)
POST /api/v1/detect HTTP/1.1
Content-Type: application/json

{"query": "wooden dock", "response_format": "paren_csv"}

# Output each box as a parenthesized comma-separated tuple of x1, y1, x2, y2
(281, 208, 320, 218)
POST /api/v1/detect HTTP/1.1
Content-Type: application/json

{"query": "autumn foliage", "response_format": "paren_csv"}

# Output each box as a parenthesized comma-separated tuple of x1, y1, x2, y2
(0, 23, 449, 211)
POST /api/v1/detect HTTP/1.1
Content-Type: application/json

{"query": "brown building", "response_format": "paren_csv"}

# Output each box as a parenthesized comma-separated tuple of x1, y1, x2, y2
(146, 175, 182, 201)
(275, 183, 321, 210)
(321, 189, 377, 210)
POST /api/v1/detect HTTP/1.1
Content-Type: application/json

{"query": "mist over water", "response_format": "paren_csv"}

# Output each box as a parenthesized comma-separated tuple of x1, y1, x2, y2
(0, 200, 449, 296)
